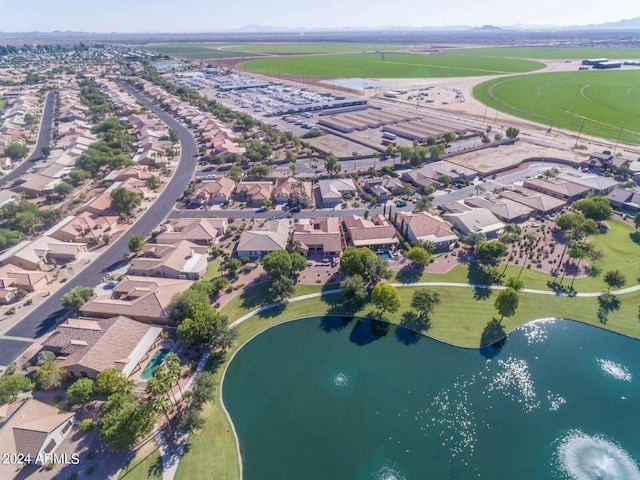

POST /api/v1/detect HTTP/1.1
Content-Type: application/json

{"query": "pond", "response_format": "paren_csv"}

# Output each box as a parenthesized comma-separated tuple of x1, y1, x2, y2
(223, 316, 640, 479)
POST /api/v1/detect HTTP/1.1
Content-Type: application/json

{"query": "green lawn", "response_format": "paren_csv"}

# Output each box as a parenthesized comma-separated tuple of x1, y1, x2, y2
(118, 443, 163, 480)
(473, 70, 640, 144)
(202, 260, 221, 281)
(144, 43, 261, 59)
(224, 42, 424, 54)
(239, 53, 544, 78)
(448, 46, 640, 60)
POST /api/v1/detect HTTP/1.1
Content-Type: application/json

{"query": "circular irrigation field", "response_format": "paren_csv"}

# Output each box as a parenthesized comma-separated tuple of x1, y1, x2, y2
(474, 70, 640, 144)
(239, 53, 544, 78)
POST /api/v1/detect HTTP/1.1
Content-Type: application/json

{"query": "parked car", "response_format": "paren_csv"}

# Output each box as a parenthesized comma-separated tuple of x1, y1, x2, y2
(396, 200, 407, 207)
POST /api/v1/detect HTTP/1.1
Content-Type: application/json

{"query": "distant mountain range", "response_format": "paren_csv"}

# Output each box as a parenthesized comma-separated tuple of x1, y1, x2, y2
(229, 16, 640, 33)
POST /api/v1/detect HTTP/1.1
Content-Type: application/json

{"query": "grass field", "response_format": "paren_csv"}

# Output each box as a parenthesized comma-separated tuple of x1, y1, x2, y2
(223, 42, 424, 54)
(240, 52, 544, 78)
(448, 46, 640, 60)
(145, 43, 261, 59)
(202, 260, 221, 281)
(118, 442, 163, 480)
(473, 70, 640, 144)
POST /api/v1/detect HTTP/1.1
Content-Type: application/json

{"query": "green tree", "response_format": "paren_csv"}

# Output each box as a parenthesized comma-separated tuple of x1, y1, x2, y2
(475, 240, 508, 266)
(372, 281, 401, 315)
(324, 153, 341, 176)
(556, 213, 598, 238)
(505, 277, 524, 291)
(41, 146, 52, 158)
(34, 359, 64, 390)
(249, 164, 270, 178)
(170, 288, 211, 323)
(110, 187, 141, 215)
(37, 350, 56, 366)
(505, 127, 520, 139)
(414, 195, 432, 212)
(442, 130, 456, 143)
(68, 168, 91, 186)
(573, 195, 613, 221)
(94, 368, 132, 395)
(67, 378, 94, 406)
(4, 143, 29, 162)
(99, 392, 155, 451)
(176, 302, 236, 349)
(603, 269, 626, 292)
(634, 212, 640, 232)
(340, 247, 390, 288)
(340, 274, 368, 303)
(0, 375, 32, 404)
(406, 246, 431, 268)
(60, 286, 94, 310)
(128, 234, 145, 253)
(228, 166, 243, 181)
(269, 276, 295, 301)
(146, 176, 161, 190)
(494, 287, 520, 320)
(168, 128, 179, 144)
(54, 181, 73, 198)
(411, 289, 441, 319)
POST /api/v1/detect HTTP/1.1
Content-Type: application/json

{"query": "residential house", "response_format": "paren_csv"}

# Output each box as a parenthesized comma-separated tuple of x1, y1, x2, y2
(292, 217, 342, 257)
(0, 264, 48, 292)
(128, 240, 209, 280)
(0, 399, 74, 475)
(402, 161, 477, 190)
(497, 186, 567, 214)
(394, 211, 458, 249)
(155, 218, 227, 246)
(557, 171, 618, 195)
(522, 178, 590, 201)
(317, 178, 357, 208)
(364, 175, 405, 201)
(588, 152, 627, 171)
(236, 181, 273, 206)
(343, 214, 400, 251)
(607, 186, 640, 212)
(274, 177, 313, 206)
(0, 236, 86, 271)
(443, 208, 505, 237)
(42, 316, 163, 379)
(462, 195, 534, 223)
(80, 276, 192, 324)
(236, 220, 289, 259)
(187, 177, 235, 207)
(44, 212, 117, 244)
(11, 173, 61, 198)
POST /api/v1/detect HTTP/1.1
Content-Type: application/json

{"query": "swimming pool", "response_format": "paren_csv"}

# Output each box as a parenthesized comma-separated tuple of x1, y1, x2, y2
(141, 348, 169, 380)
(376, 251, 393, 259)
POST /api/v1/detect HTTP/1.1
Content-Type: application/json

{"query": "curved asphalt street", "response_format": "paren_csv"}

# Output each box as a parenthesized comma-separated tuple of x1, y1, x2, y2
(0, 90, 56, 188)
(0, 83, 197, 365)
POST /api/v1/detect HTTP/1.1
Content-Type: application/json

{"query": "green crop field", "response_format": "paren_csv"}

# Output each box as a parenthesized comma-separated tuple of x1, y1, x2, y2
(474, 70, 640, 144)
(145, 43, 261, 59)
(223, 42, 424, 54)
(239, 53, 545, 78)
(448, 46, 640, 60)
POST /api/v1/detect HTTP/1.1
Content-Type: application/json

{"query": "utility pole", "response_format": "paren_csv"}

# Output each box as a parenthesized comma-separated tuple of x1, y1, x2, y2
(574, 120, 585, 149)
(613, 124, 625, 156)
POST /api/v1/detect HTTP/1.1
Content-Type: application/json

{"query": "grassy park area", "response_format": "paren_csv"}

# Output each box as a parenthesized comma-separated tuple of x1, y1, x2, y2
(473, 70, 640, 143)
(239, 52, 544, 78)
(118, 442, 163, 480)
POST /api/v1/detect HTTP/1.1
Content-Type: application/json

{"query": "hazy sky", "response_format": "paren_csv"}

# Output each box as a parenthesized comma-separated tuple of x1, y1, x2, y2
(1, 0, 638, 32)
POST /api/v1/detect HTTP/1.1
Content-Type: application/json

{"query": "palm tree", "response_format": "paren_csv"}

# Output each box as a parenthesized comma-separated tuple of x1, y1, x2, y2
(165, 353, 183, 398)
(464, 231, 486, 251)
(499, 223, 521, 275)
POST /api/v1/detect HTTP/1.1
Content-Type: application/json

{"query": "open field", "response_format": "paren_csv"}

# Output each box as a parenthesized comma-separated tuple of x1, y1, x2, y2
(118, 442, 163, 480)
(473, 70, 640, 144)
(448, 46, 640, 60)
(145, 43, 261, 59)
(223, 42, 425, 54)
(240, 52, 545, 78)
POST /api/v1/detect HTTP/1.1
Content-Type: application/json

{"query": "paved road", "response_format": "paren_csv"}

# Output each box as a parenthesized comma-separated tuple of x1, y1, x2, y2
(0, 84, 198, 366)
(0, 90, 55, 187)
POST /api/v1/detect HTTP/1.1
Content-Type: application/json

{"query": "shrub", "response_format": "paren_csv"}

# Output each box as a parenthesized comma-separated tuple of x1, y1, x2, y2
(80, 419, 94, 432)
(37, 350, 56, 366)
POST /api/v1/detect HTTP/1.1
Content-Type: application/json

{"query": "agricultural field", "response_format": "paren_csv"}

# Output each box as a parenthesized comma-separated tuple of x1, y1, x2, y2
(144, 43, 262, 59)
(448, 46, 640, 60)
(222, 42, 425, 54)
(474, 70, 640, 144)
(239, 52, 545, 78)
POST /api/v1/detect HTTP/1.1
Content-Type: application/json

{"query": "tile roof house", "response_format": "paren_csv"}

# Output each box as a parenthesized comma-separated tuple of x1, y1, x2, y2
(42, 316, 163, 379)
(343, 214, 400, 251)
(557, 171, 618, 195)
(522, 178, 590, 201)
(497, 186, 567, 214)
(317, 178, 357, 208)
(0, 399, 74, 473)
(443, 208, 505, 237)
(0, 264, 48, 292)
(292, 217, 342, 256)
(155, 218, 227, 246)
(607, 187, 640, 212)
(80, 276, 192, 324)
(394, 211, 458, 249)
(0, 236, 86, 271)
(236, 181, 273, 206)
(236, 220, 289, 259)
(364, 175, 406, 201)
(273, 177, 313, 206)
(462, 195, 534, 223)
(187, 177, 235, 207)
(128, 240, 209, 280)
(402, 161, 477, 190)
(44, 212, 117, 244)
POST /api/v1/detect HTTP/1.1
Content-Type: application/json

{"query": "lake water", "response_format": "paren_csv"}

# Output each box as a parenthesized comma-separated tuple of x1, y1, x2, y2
(223, 317, 640, 479)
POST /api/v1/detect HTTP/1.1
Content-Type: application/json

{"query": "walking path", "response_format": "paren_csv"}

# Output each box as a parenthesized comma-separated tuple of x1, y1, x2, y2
(157, 279, 640, 478)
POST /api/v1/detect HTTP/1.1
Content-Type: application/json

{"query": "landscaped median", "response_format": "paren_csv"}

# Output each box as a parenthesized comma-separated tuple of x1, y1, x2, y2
(174, 276, 640, 479)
